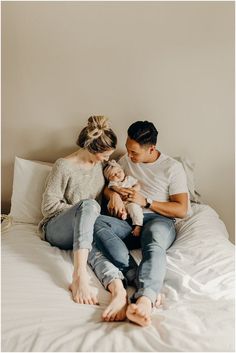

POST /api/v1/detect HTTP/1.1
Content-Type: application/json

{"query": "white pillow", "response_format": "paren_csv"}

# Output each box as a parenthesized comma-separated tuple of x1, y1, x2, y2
(9, 155, 200, 225)
(174, 156, 201, 203)
(10, 157, 52, 224)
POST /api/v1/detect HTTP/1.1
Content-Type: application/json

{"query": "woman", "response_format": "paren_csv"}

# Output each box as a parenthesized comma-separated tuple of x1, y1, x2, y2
(39, 116, 117, 306)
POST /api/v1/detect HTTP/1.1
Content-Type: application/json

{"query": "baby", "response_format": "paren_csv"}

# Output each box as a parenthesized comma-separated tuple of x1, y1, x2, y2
(104, 160, 143, 236)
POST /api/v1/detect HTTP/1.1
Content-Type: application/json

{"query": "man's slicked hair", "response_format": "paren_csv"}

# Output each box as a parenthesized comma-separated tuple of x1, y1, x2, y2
(127, 121, 158, 146)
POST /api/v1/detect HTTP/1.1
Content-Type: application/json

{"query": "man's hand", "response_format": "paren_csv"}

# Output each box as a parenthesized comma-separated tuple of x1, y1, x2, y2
(107, 193, 127, 219)
(125, 188, 146, 207)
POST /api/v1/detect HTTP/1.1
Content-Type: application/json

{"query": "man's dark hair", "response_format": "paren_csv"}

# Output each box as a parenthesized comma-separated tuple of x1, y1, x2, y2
(127, 121, 158, 146)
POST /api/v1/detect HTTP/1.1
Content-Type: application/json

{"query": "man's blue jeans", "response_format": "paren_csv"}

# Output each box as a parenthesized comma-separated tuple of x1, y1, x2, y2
(93, 213, 176, 304)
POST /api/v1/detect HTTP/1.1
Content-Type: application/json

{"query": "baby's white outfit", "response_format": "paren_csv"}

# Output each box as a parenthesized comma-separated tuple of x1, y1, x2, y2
(108, 175, 143, 226)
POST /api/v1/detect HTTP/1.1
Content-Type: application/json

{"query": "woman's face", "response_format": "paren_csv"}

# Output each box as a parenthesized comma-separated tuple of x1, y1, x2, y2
(93, 149, 114, 163)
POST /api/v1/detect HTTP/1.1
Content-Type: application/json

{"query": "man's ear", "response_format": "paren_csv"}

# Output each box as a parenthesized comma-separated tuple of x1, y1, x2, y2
(149, 145, 156, 154)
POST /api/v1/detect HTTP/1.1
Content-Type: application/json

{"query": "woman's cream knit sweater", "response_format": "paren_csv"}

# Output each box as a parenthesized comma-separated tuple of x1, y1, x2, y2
(38, 158, 105, 239)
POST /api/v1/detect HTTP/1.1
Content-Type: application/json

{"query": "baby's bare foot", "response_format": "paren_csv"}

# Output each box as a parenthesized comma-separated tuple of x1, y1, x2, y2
(132, 225, 142, 237)
(121, 211, 128, 220)
(155, 293, 163, 308)
(69, 273, 98, 305)
(126, 296, 152, 327)
(103, 279, 127, 322)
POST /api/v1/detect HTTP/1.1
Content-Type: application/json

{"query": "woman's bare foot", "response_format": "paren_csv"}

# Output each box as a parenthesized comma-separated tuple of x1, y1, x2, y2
(126, 296, 152, 327)
(132, 225, 142, 237)
(69, 272, 98, 305)
(102, 279, 128, 322)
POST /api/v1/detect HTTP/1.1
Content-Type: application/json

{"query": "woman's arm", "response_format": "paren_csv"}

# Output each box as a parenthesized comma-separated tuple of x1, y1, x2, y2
(104, 186, 127, 219)
(109, 185, 123, 194)
(41, 160, 71, 217)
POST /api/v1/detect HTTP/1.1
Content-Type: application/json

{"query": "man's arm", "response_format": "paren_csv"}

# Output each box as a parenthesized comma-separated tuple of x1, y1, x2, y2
(131, 183, 141, 192)
(124, 189, 188, 219)
(150, 193, 188, 218)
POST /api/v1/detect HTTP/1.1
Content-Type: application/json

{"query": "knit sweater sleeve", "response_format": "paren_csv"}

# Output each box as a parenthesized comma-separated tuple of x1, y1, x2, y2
(41, 159, 71, 218)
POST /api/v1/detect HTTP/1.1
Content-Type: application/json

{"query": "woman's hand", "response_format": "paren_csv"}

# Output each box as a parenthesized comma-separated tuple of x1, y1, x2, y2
(107, 193, 127, 220)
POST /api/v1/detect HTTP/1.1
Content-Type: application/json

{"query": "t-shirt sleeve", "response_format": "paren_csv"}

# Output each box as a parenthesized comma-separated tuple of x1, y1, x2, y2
(127, 175, 138, 186)
(169, 162, 189, 196)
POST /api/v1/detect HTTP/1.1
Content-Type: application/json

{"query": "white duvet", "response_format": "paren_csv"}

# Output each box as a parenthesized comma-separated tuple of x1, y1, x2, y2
(1, 204, 235, 352)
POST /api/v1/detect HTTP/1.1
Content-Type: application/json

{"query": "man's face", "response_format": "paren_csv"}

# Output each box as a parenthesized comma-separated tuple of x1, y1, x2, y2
(125, 137, 153, 163)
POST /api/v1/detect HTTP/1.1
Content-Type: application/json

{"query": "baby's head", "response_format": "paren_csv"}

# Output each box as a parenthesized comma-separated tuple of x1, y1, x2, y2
(104, 160, 125, 182)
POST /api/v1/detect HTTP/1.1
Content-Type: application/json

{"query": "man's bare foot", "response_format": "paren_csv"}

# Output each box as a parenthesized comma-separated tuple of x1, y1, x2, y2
(132, 225, 142, 237)
(69, 272, 98, 305)
(102, 279, 128, 322)
(126, 296, 152, 327)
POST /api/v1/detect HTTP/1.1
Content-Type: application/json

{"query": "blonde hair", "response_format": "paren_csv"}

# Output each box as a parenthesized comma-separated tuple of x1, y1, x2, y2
(77, 116, 117, 153)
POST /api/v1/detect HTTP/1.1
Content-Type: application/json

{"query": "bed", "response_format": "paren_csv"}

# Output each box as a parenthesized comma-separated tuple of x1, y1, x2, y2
(1, 157, 235, 352)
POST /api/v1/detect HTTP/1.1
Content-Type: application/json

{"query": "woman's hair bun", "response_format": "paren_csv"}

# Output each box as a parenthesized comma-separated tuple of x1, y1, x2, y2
(77, 115, 117, 153)
(86, 116, 110, 140)
(87, 116, 110, 134)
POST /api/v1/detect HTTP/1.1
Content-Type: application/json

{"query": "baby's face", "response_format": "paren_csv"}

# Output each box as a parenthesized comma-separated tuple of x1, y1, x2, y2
(108, 167, 125, 182)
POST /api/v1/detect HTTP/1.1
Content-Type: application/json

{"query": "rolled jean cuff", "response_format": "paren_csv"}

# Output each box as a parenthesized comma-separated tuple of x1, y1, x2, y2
(73, 241, 92, 251)
(132, 288, 157, 305)
(103, 272, 126, 289)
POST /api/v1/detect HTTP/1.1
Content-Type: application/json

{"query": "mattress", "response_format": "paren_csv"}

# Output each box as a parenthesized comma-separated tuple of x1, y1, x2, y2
(1, 203, 235, 352)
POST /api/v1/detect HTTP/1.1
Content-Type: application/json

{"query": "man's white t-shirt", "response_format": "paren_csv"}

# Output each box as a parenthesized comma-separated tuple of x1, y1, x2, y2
(118, 152, 192, 217)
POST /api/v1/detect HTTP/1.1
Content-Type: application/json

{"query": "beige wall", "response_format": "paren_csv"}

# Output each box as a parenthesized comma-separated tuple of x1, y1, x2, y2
(2, 2, 235, 243)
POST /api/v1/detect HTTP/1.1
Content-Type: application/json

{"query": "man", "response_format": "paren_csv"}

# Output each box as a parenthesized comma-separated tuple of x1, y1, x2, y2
(91, 121, 190, 326)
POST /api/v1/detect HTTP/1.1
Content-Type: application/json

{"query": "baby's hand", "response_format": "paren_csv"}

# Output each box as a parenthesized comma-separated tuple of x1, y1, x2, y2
(132, 225, 142, 237)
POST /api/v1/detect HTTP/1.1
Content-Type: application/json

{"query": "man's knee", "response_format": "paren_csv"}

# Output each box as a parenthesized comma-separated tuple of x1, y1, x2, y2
(142, 220, 175, 248)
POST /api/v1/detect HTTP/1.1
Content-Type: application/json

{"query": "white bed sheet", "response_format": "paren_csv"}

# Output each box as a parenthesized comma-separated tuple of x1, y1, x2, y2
(1, 204, 235, 352)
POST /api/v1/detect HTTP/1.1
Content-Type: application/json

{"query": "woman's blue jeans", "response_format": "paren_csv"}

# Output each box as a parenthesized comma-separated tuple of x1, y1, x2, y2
(93, 213, 176, 304)
(44, 199, 126, 289)
(44, 199, 101, 251)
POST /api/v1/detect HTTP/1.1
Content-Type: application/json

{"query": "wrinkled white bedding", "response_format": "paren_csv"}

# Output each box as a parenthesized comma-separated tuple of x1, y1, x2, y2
(1, 204, 235, 352)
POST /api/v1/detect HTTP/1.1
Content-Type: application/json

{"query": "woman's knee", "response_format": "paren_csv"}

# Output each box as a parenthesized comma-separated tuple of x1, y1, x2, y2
(75, 199, 101, 215)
